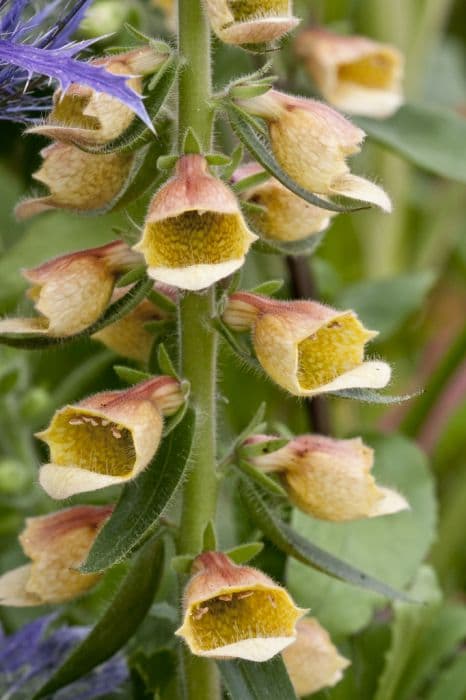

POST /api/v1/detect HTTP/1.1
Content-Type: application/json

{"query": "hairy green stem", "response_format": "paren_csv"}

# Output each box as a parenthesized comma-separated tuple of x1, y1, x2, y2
(176, 1, 220, 698)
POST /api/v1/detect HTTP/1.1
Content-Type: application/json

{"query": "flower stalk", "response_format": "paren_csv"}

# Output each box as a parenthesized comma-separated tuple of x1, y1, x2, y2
(176, 1, 220, 698)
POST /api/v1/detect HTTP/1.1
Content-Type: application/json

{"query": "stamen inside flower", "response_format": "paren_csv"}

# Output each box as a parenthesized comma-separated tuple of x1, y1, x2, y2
(143, 212, 250, 267)
(228, 0, 289, 21)
(188, 586, 298, 651)
(46, 408, 136, 476)
(297, 313, 373, 391)
(337, 53, 395, 89)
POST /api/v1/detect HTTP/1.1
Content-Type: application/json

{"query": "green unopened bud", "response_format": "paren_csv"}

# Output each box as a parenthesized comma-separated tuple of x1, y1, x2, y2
(20, 387, 51, 420)
(0, 459, 29, 494)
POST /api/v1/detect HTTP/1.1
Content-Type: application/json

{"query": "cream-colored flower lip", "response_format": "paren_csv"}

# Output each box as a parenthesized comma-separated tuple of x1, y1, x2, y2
(176, 551, 306, 661)
(0, 505, 112, 607)
(133, 155, 257, 291)
(296, 28, 404, 118)
(37, 376, 183, 499)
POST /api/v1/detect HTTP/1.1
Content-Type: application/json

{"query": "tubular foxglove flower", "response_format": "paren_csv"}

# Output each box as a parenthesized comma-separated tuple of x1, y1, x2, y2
(28, 46, 169, 146)
(0, 241, 142, 337)
(282, 619, 350, 696)
(37, 376, 185, 499)
(176, 551, 306, 661)
(0, 0, 151, 126)
(295, 28, 404, 118)
(133, 155, 257, 290)
(245, 434, 409, 521)
(223, 292, 391, 396)
(0, 505, 113, 606)
(92, 284, 177, 363)
(236, 89, 392, 211)
(205, 0, 299, 45)
(233, 163, 336, 241)
(15, 142, 135, 219)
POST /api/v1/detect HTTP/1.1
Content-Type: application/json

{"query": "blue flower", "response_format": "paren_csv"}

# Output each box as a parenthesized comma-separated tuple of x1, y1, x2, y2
(0, 615, 129, 698)
(0, 0, 151, 126)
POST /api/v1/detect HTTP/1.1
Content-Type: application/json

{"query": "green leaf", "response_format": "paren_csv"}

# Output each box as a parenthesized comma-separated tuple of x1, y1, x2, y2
(183, 127, 203, 155)
(77, 56, 178, 155)
(374, 566, 442, 700)
(205, 153, 233, 166)
(113, 365, 152, 385)
(219, 656, 297, 700)
(0, 276, 154, 349)
(171, 554, 194, 574)
(211, 318, 260, 371)
(336, 271, 436, 339)
(147, 287, 177, 312)
(426, 654, 466, 700)
(240, 480, 411, 602)
(357, 103, 466, 183)
(225, 541, 264, 564)
(157, 343, 180, 379)
(227, 104, 363, 214)
(238, 438, 288, 458)
(232, 170, 271, 194)
(254, 231, 326, 257)
(33, 536, 164, 699)
(235, 459, 287, 497)
(248, 279, 284, 296)
(287, 434, 437, 637)
(203, 520, 218, 550)
(221, 144, 244, 180)
(116, 264, 147, 287)
(82, 408, 196, 572)
(157, 154, 179, 170)
(330, 388, 418, 404)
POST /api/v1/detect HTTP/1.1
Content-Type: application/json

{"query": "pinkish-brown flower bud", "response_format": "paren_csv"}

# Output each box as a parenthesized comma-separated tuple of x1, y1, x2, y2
(37, 376, 185, 499)
(0, 241, 141, 337)
(205, 0, 299, 45)
(15, 143, 135, 219)
(236, 89, 391, 211)
(133, 155, 257, 290)
(176, 551, 306, 661)
(223, 292, 391, 396)
(282, 618, 350, 696)
(296, 28, 404, 118)
(28, 47, 169, 146)
(234, 163, 336, 241)
(0, 505, 112, 606)
(248, 433, 409, 520)
(92, 283, 177, 363)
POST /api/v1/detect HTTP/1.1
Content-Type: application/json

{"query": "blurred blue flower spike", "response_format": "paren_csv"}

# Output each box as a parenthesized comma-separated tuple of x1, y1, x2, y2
(0, 0, 151, 126)
(0, 615, 129, 698)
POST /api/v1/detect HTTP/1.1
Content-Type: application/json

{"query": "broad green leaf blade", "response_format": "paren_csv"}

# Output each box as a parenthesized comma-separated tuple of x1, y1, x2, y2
(357, 103, 466, 183)
(227, 104, 362, 214)
(33, 536, 164, 699)
(288, 435, 436, 637)
(82, 408, 195, 572)
(0, 276, 153, 350)
(240, 480, 411, 602)
(330, 388, 418, 404)
(219, 656, 297, 700)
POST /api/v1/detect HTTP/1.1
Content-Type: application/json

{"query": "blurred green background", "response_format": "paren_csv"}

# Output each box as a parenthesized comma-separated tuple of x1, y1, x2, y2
(0, 0, 465, 698)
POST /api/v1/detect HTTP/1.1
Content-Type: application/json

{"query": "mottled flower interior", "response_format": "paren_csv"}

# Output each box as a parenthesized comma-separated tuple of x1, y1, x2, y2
(143, 212, 250, 267)
(47, 408, 136, 476)
(297, 314, 372, 390)
(189, 586, 298, 651)
(337, 53, 396, 89)
(228, 0, 288, 22)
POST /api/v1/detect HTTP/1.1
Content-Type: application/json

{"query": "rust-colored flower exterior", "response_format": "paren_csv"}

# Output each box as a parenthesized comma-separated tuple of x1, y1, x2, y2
(0, 506, 112, 606)
(236, 89, 391, 211)
(134, 155, 257, 290)
(246, 434, 409, 521)
(205, 0, 299, 45)
(176, 551, 306, 661)
(37, 376, 184, 499)
(282, 618, 350, 696)
(15, 143, 135, 219)
(223, 292, 391, 396)
(0, 241, 141, 337)
(296, 28, 404, 118)
(233, 163, 336, 241)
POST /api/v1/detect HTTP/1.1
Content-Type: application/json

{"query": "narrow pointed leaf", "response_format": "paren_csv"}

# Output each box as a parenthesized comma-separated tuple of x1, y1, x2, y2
(225, 541, 264, 564)
(0, 276, 153, 349)
(227, 104, 363, 214)
(219, 656, 297, 700)
(248, 279, 284, 296)
(235, 459, 287, 497)
(113, 365, 152, 385)
(33, 536, 164, 699)
(240, 481, 412, 602)
(330, 388, 419, 404)
(254, 230, 326, 257)
(116, 264, 147, 287)
(82, 408, 195, 572)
